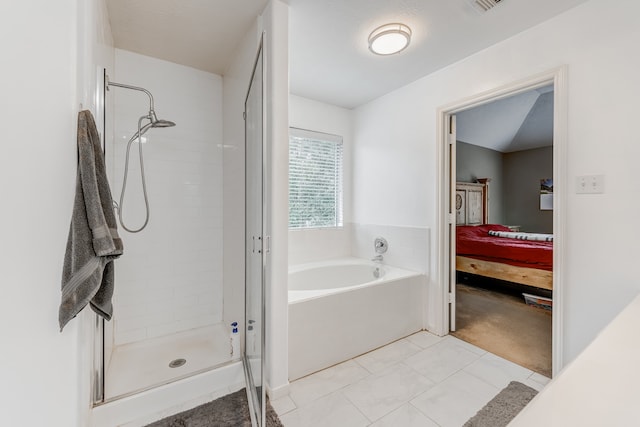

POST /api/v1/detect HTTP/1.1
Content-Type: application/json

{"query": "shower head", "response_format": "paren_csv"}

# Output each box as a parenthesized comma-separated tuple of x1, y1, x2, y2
(126, 114, 176, 145)
(152, 119, 176, 128)
(106, 77, 176, 132)
(149, 110, 176, 128)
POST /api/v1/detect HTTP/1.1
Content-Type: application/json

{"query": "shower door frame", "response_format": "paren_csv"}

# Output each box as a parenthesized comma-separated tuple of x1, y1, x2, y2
(92, 67, 109, 406)
(243, 33, 267, 427)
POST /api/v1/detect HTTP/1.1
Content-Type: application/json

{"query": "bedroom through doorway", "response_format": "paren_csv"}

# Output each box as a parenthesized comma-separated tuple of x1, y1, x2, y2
(450, 85, 554, 378)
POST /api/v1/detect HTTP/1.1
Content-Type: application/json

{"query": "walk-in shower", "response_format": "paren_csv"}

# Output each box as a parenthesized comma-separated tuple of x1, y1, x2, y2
(94, 50, 234, 406)
(91, 39, 267, 425)
(106, 76, 176, 233)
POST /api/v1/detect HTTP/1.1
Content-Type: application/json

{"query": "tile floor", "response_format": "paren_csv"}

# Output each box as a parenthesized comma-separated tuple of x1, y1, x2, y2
(271, 332, 550, 427)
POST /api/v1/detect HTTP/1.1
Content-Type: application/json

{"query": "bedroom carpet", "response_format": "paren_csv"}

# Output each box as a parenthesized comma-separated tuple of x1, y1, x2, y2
(145, 389, 283, 427)
(463, 381, 538, 427)
(452, 283, 552, 377)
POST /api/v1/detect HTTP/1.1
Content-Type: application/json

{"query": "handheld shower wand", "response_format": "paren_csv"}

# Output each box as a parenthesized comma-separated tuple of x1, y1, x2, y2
(106, 76, 176, 233)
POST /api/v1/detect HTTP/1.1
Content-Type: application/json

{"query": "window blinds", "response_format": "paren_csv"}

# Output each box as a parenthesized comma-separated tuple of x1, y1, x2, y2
(288, 128, 343, 229)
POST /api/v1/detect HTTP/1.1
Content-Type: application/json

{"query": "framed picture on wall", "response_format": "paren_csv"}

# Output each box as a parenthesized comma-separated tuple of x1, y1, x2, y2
(540, 178, 553, 210)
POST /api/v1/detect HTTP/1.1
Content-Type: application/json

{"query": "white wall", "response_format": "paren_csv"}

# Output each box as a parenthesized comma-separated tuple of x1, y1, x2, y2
(109, 49, 224, 345)
(288, 95, 354, 264)
(0, 0, 113, 425)
(287, 96, 430, 279)
(353, 0, 640, 365)
(79, 1, 116, 422)
(263, 0, 290, 397)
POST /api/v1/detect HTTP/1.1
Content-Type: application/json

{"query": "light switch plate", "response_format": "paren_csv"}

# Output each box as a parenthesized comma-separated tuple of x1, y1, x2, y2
(576, 175, 604, 194)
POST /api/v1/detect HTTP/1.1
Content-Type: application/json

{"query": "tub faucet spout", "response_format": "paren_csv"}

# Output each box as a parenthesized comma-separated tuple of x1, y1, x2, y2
(372, 254, 383, 262)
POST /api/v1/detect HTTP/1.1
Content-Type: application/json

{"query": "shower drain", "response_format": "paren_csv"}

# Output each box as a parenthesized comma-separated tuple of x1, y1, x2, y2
(169, 358, 187, 368)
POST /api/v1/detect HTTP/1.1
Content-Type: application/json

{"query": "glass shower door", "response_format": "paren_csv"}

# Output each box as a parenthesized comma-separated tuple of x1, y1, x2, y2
(244, 38, 265, 427)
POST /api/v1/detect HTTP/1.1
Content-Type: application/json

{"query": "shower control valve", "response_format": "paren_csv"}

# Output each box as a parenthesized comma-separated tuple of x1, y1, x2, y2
(374, 237, 388, 254)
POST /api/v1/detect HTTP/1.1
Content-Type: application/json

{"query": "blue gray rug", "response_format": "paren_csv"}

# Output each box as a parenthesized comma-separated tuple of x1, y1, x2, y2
(464, 381, 538, 427)
(146, 389, 283, 427)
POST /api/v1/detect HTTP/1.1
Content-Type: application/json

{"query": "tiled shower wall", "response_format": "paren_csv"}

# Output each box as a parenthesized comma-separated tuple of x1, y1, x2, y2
(108, 49, 223, 346)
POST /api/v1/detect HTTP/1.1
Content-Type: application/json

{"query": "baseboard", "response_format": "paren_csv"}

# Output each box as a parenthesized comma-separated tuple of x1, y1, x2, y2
(266, 381, 290, 400)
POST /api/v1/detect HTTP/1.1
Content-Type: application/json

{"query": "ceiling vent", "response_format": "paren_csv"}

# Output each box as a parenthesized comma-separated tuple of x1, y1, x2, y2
(469, 0, 503, 13)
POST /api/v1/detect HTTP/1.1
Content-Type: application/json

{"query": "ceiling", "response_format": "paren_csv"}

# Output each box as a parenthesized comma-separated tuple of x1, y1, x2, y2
(106, 0, 269, 76)
(456, 85, 554, 153)
(106, 0, 588, 109)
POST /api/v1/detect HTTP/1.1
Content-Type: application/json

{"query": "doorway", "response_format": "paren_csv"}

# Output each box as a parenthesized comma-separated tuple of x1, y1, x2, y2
(451, 86, 554, 375)
(436, 67, 567, 377)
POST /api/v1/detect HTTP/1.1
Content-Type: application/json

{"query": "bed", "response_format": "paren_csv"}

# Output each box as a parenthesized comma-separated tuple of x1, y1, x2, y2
(455, 181, 553, 291)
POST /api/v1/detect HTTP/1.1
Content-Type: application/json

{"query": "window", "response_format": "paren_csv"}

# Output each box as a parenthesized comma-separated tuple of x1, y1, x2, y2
(289, 128, 343, 229)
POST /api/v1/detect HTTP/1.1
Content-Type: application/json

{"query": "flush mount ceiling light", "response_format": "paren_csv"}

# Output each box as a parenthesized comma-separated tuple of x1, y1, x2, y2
(368, 23, 412, 55)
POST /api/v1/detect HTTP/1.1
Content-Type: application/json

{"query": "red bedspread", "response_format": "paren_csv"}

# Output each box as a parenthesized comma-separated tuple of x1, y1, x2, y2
(456, 224, 553, 271)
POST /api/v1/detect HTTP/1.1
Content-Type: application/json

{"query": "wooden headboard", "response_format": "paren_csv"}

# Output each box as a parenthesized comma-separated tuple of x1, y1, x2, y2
(456, 180, 489, 225)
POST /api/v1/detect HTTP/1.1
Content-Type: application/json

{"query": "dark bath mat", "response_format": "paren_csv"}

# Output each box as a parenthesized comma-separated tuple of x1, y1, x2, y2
(463, 381, 538, 427)
(146, 388, 284, 427)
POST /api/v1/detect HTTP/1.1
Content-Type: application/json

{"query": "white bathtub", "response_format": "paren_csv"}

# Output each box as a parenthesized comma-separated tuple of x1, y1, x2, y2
(288, 258, 424, 380)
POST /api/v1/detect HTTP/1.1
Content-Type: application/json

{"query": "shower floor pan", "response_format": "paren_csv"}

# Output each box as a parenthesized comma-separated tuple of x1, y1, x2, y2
(105, 323, 234, 400)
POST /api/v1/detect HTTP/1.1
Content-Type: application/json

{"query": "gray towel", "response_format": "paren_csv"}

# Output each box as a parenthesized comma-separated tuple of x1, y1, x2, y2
(59, 110, 123, 331)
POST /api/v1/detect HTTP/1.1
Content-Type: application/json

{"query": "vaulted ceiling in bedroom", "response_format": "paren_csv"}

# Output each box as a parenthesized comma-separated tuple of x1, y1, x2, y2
(455, 85, 554, 153)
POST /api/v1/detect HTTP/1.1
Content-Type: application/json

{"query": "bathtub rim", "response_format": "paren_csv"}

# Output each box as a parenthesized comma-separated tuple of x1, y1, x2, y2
(288, 257, 422, 304)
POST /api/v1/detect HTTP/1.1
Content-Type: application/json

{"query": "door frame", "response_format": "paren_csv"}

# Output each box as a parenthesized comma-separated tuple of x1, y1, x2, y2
(243, 33, 267, 427)
(434, 66, 567, 376)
